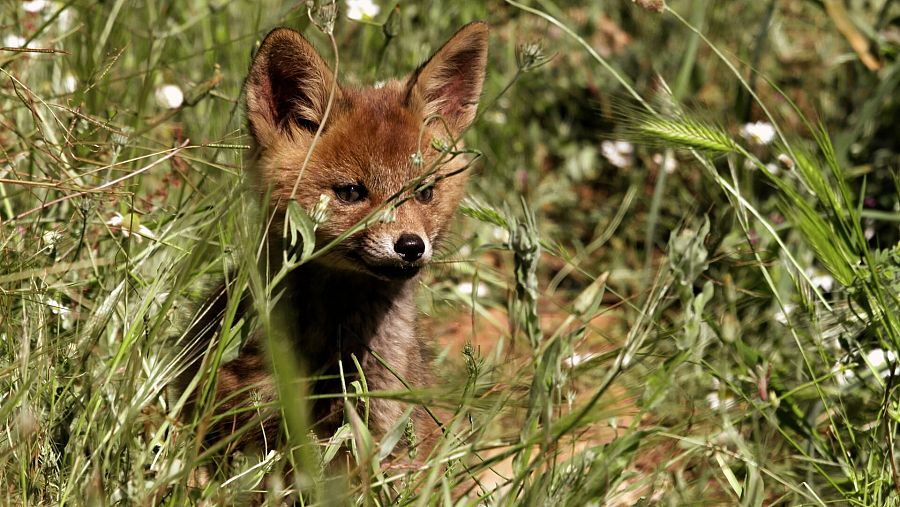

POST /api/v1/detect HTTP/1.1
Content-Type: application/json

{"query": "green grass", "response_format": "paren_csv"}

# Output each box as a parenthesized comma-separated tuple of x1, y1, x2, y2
(2, 0, 900, 504)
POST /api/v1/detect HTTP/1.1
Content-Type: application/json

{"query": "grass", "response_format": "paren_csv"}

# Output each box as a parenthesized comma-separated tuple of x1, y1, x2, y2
(1, 0, 900, 504)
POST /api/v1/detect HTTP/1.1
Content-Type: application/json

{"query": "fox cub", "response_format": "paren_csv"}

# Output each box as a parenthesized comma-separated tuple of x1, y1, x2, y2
(177, 23, 488, 459)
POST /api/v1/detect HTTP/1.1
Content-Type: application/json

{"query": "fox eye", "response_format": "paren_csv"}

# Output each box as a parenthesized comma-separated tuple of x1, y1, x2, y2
(334, 184, 368, 203)
(415, 185, 434, 204)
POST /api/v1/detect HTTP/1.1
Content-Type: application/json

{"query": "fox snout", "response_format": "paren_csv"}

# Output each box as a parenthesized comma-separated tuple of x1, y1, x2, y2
(352, 225, 433, 280)
(394, 233, 426, 262)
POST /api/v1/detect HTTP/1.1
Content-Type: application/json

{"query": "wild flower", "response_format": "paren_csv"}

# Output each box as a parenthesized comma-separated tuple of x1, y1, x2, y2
(601, 140, 634, 168)
(310, 194, 331, 225)
(864, 218, 875, 240)
(4, 34, 26, 48)
(832, 362, 854, 386)
(106, 212, 155, 242)
(22, 0, 47, 13)
(706, 379, 736, 410)
(652, 152, 677, 174)
(864, 348, 898, 377)
(515, 41, 550, 72)
(57, 7, 75, 30)
(154, 84, 184, 109)
(773, 303, 796, 325)
(346, 0, 379, 20)
(562, 352, 597, 368)
(456, 281, 488, 298)
(62, 74, 77, 94)
(805, 268, 835, 292)
(739, 121, 776, 146)
(42, 230, 63, 246)
(45, 296, 73, 330)
(777, 153, 794, 170)
(485, 111, 507, 125)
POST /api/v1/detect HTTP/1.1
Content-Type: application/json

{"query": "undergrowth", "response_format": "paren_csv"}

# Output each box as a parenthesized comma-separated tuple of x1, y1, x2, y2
(1, 0, 899, 505)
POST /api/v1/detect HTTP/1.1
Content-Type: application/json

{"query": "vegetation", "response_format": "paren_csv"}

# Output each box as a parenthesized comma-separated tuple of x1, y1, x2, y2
(1, 0, 899, 504)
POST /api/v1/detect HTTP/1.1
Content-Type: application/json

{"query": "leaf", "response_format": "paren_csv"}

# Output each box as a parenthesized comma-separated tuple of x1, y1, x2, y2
(285, 200, 317, 261)
(377, 407, 413, 461)
(715, 451, 742, 498)
(573, 271, 609, 318)
(321, 424, 353, 466)
(740, 464, 765, 507)
(678, 280, 714, 351)
(346, 403, 375, 467)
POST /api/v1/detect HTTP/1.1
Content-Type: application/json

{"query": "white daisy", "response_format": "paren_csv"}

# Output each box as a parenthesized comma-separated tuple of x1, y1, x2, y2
(601, 140, 634, 169)
(740, 121, 776, 146)
(346, 0, 379, 20)
(154, 84, 184, 109)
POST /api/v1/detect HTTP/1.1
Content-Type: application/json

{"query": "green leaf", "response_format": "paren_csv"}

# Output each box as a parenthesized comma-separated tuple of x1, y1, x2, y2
(285, 200, 317, 262)
(377, 407, 413, 461)
(321, 424, 353, 466)
(740, 464, 765, 507)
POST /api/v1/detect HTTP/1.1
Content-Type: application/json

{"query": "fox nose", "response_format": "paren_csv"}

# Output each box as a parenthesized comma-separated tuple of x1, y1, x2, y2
(394, 233, 425, 262)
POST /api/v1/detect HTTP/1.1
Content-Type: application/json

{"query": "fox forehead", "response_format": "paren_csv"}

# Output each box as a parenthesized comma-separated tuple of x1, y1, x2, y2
(310, 82, 433, 187)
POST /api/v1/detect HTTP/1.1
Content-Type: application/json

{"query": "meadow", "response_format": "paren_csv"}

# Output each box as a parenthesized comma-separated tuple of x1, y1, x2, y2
(1, 0, 899, 504)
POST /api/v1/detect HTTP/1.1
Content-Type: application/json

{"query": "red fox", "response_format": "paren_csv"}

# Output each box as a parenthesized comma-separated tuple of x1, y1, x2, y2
(176, 22, 489, 463)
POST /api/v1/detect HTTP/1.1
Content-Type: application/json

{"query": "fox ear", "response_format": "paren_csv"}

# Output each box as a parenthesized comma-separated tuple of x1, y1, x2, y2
(406, 22, 488, 137)
(245, 28, 338, 146)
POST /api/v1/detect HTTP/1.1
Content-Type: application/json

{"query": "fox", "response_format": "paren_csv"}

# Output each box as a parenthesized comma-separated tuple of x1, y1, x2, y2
(175, 22, 489, 465)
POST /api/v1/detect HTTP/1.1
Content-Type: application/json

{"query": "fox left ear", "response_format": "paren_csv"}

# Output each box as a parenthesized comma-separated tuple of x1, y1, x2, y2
(406, 22, 489, 137)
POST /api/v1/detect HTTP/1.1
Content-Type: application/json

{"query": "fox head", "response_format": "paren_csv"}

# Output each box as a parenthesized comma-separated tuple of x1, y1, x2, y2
(244, 23, 488, 281)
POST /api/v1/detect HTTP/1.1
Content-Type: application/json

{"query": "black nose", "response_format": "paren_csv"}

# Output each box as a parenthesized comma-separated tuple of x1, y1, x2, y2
(394, 233, 425, 262)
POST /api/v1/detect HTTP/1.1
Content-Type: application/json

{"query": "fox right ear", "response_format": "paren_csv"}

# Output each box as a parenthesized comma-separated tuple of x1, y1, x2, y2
(245, 28, 337, 146)
(406, 22, 489, 138)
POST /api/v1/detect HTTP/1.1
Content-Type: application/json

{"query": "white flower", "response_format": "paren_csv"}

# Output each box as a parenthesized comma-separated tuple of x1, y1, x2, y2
(310, 194, 331, 225)
(740, 121, 776, 146)
(652, 153, 677, 174)
(832, 362, 854, 386)
(4, 34, 26, 48)
(486, 111, 507, 125)
(865, 348, 897, 374)
(805, 268, 835, 292)
(46, 297, 73, 330)
(106, 212, 124, 228)
(705, 392, 736, 410)
(763, 163, 780, 175)
(106, 212, 155, 242)
(600, 140, 634, 169)
(456, 281, 488, 298)
(706, 378, 736, 410)
(42, 230, 63, 246)
(23, 0, 48, 12)
(62, 74, 77, 94)
(346, 0, 379, 20)
(773, 303, 796, 325)
(154, 84, 183, 109)
(864, 219, 875, 240)
(777, 153, 794, 170)
(136, 225, 155, 240)
(57, 7, 75, 31)
(562, 352, 597, 368)
(46, 297, 68, 316)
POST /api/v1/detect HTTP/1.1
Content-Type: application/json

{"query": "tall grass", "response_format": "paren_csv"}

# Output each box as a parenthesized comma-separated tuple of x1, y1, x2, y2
(1, 0, 899, 504)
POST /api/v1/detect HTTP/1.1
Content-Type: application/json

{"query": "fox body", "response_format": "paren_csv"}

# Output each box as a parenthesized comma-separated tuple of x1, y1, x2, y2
(177, 23, 488, 457)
